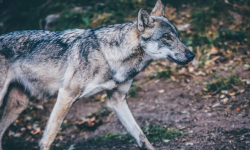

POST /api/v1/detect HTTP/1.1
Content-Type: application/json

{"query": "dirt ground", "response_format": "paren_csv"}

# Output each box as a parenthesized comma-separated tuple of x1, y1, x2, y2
(2, 58, 250, 150)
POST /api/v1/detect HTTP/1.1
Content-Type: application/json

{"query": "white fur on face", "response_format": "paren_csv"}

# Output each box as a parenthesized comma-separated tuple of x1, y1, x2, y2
(144, 42, 173, 60)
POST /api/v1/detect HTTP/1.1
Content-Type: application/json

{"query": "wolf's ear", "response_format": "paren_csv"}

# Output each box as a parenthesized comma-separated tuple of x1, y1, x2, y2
(151, 0, 165, 16)
(138, 9, 154, 32)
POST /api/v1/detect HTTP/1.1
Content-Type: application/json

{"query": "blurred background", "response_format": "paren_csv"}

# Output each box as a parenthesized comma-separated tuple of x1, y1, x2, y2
(0, 0, 250, 149)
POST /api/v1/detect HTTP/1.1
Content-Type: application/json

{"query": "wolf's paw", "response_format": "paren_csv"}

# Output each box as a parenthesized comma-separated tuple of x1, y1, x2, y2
(138, 134, 155, 150)
(144, 142, 155, 150)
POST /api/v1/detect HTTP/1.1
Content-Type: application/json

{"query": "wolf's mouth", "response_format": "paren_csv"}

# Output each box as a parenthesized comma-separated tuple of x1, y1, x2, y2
(167, 55, 189, 65)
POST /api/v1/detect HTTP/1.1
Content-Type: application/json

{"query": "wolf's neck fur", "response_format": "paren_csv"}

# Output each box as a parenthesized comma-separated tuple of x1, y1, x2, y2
(95, 21, 152, 83)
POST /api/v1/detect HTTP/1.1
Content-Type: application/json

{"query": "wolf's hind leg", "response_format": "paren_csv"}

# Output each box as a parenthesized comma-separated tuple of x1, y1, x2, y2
(106, 80, 155, 150)
(0, 86, 29, 150)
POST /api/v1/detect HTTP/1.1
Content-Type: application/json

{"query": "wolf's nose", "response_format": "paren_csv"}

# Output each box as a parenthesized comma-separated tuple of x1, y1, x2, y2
(186, 52, 195, 60)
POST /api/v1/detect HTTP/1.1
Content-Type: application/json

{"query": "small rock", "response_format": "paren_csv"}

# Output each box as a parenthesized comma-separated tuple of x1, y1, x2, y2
(181, 110, 189, 114)
(188, 130, 193, 134)
(163, 139, 170, 143)
(185, 142, 194, 146)
(158, 89, 165, 93)
(221, 90, 228, 94)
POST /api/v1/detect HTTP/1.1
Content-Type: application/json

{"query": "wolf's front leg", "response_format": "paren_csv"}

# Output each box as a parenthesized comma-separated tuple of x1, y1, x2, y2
(106, 80, 155, 150)
(39, 88, 78, 150)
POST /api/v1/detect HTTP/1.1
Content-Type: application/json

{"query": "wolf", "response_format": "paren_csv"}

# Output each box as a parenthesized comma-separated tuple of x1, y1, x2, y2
(0, 0, 195, 149)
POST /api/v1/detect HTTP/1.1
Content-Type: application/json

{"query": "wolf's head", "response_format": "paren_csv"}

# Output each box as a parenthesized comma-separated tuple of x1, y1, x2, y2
(138, 0, 195, 65)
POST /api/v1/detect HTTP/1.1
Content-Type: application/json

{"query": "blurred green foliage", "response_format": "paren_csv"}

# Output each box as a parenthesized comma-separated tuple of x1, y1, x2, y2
(0, 0, 150, 33)
(1, 0, 249, 33)
(205, 75, 242, 92)
(156, 66, 172, 79)
(88, 123, 182, 142)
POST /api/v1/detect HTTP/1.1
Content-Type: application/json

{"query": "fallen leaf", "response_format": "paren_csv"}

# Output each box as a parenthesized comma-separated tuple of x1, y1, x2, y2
(212, 102, 220, 108)
(170, 76, 176, 81)
(202, 95, 212, 98)
(154, 79, 160, 83)
(76, 116, 103, 131)
(158, 89, 165, 93)
(239, 89, 245, 93)
(177, 23, 190, 31)
(35, 105, 44, 110)
(30, 127, 41, 135)
(221, 98, 229, 104)
(195, 71, 206, 76)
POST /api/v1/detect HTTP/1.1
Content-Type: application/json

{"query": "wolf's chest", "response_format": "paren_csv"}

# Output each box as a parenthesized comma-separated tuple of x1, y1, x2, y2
(110, 68, 139, 83)
(79, 80, 117, 98)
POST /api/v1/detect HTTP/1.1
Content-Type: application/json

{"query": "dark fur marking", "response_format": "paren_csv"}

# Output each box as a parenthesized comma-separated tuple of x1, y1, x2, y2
(80, 32, 100, 63)
(0, 45, 15, 59)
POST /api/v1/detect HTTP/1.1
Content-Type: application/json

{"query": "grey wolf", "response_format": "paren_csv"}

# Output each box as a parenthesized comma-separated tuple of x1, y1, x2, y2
(0, 0, 195, 149)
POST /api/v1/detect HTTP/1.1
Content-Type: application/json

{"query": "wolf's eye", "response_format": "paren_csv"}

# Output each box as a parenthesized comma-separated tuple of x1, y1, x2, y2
(165, 36, 171, 40)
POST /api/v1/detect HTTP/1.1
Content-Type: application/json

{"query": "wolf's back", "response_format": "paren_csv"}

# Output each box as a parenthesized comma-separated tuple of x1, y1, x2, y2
(0, 29, 85, 61)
